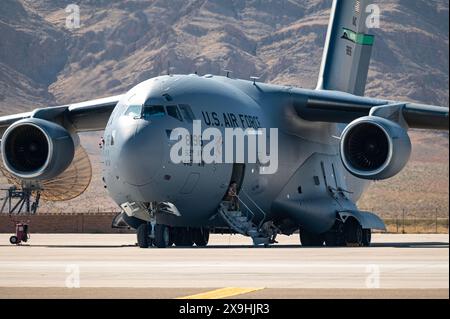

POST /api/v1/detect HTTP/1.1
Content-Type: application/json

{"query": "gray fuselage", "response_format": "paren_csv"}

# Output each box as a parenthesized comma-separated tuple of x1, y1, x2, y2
(102, 74, 377, 234)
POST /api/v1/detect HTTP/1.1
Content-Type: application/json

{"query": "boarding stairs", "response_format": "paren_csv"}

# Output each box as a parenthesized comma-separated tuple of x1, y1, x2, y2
(218, 191, 272, 246)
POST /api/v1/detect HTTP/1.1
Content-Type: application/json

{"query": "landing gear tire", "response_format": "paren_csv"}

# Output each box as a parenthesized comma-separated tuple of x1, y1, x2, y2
(168, 228, 175, 247)
(344, 218, 363, 246)
(9, 236, 18, 245)
(192, 228, 210, 247)
(174, 228, 194, 247)
(300, 229, 324, 247)
(324, 232, 345, 247)
(154, 224, 171, 248)
(362, 229, 372, 247)
(324, 223, 346, 247)
(137, 223, 150, 248)
(173, 228, 182, 246)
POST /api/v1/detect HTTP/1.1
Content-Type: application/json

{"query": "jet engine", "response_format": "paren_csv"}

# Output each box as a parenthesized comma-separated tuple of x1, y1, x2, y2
(340, 116, 411, 180)
(1, 118, 75, 180)
(0, 118, 92, 202)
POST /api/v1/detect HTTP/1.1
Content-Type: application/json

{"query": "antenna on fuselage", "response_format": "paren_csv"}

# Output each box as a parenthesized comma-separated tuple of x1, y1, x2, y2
(167, 61, 175, 75)
(250, 76, 260, 85)
(224, 69, 233, 78)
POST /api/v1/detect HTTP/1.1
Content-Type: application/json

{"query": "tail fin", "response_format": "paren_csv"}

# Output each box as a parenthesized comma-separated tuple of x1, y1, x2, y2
(316, 0, 375, 96)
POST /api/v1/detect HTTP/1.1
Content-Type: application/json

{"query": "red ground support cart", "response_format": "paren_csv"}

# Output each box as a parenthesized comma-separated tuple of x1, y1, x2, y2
(9, 222, 30, 245)
(0, 186, 39, 245)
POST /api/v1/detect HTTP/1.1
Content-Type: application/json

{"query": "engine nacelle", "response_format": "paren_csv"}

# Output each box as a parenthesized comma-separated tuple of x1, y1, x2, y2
(1, 118, 75, 180)
(340, 116, 411, 180)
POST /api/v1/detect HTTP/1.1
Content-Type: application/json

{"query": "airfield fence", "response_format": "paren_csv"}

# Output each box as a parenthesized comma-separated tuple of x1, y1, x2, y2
(0, 208, 448, 234)
(0, 211, 132, 234)
(366, 208, 449, 234)
(383, 217, 449, 234)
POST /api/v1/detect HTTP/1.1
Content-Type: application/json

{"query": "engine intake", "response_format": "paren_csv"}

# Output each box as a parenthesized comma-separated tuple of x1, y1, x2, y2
(1, 119, 75, 180)
(340, 116, 411, 180)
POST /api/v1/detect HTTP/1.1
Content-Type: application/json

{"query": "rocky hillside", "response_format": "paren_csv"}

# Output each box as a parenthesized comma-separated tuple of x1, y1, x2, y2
(0, 0, 448, 217)
(0, 0, 448, 110)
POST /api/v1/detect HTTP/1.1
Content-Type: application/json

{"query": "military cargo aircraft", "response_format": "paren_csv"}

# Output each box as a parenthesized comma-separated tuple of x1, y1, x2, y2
(0, 0, 448, 248)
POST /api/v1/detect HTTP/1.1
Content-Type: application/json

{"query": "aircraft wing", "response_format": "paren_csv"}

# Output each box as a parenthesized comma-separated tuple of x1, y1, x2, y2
(292, 90, 449, 131)
(0, 95, 124, 136)
(397, 103, 449, 130)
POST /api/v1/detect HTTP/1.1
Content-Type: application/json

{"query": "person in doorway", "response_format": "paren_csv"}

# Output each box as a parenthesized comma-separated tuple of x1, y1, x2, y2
(226, 181, 239, 211)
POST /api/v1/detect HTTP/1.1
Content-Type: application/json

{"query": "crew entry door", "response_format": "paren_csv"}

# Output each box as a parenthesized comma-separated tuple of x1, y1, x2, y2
(222, 162, 245, 197)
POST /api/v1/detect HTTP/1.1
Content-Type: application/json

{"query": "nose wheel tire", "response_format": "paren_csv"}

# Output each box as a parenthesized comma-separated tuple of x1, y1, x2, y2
(154, 224, 171, 248)
(137, 223, 150, 248)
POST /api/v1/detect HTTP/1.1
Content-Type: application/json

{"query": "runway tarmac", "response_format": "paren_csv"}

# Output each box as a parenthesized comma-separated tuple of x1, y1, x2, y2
(0, 234, 448, 299)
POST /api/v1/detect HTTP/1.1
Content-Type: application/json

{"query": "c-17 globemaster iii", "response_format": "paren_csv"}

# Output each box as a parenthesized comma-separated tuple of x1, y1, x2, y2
(0, 0, 448, 248)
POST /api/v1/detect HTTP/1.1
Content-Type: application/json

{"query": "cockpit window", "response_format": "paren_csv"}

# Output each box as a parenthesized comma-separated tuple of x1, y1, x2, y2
(142, 105, 165, 120)
(166, 105, 183, 122)
(179, 104, 195, 123)
(124, 105, 142, 118)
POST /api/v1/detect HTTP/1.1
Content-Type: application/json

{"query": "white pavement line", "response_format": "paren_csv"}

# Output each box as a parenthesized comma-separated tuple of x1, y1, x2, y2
(0, 262, 448, 268)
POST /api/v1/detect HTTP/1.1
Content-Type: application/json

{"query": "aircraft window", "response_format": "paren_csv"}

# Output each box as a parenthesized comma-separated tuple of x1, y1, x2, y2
(142, 105, 165, 120)
(179, 104, 195, 122)
(124, 105, 142, 118)
(166, 105, 183, 121)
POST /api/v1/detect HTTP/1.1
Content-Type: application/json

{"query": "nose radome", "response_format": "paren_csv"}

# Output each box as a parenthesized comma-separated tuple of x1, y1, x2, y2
(118, 124, 164, 186)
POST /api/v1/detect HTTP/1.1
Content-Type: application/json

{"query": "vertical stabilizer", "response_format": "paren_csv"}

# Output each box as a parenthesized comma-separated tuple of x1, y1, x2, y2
(316, 0, 375, 96)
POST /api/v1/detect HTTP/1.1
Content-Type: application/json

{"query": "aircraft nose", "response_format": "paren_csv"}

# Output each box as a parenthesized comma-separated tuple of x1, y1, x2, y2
(117, 123, 164, 186)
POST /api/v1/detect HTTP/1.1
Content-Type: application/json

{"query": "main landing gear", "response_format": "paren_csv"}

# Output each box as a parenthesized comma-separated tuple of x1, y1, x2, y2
(300, 218, 372, 247)
(136, 223, 210, 249)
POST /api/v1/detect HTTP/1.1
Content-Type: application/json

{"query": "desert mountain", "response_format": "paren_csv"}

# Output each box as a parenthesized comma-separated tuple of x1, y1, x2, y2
(0, 0, 448, 217)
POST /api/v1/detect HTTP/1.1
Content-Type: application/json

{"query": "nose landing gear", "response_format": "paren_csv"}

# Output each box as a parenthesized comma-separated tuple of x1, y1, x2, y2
(136, 223, 210, 248)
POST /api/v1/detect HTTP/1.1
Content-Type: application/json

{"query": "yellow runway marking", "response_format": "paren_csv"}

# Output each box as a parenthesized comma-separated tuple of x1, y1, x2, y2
(178, 287, 264, 299)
